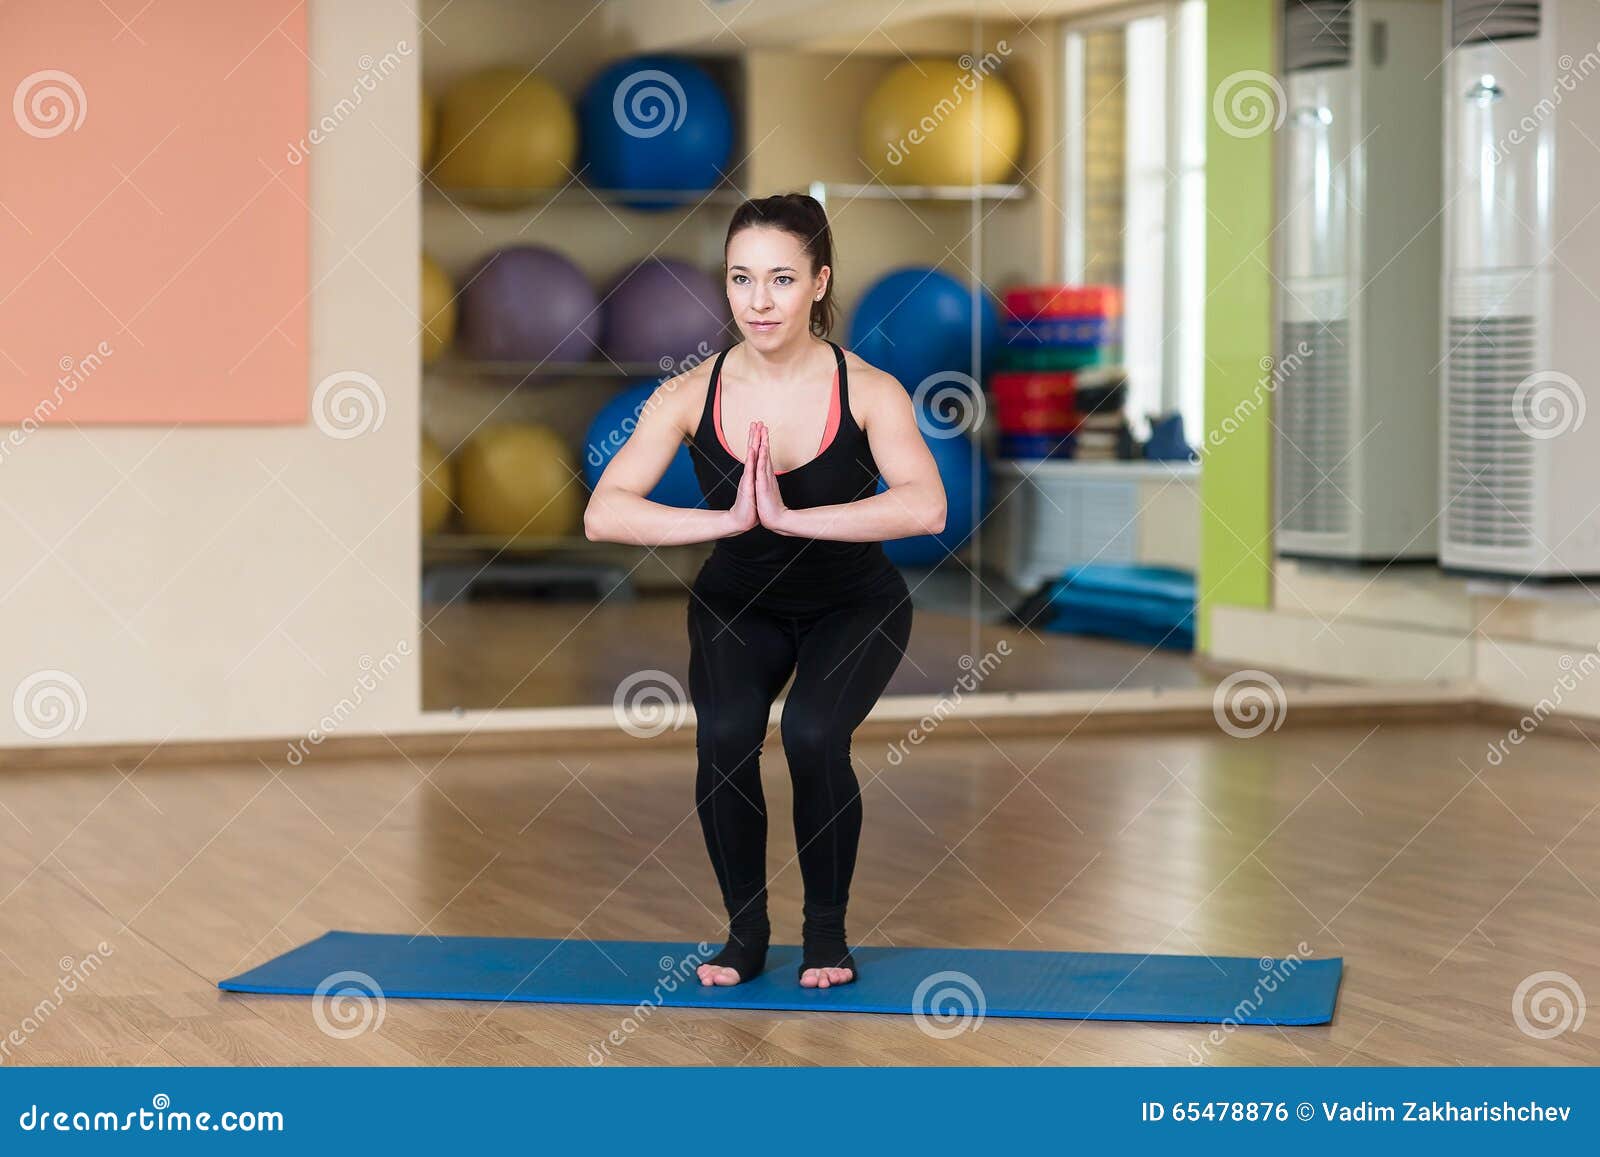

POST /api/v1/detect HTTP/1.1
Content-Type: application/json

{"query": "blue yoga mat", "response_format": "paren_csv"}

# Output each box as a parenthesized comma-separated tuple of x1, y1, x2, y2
(1024, 564, 1197, 651)
(219, 932, 1342, 1024)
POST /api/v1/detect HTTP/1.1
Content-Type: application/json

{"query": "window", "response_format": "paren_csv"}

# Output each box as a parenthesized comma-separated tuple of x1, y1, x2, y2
(1062, 0, 1206, 442)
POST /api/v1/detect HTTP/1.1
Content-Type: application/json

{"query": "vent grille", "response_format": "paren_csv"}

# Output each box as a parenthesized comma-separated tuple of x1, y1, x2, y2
(1020, 479, 1137, 571)
(1285, 0, 1353, 71)
(1444, 316, 1537, 548)
(1452, 0, 1541, 47)
(1278, 320, 1353, 535)
(1074, 482, 1139, 564)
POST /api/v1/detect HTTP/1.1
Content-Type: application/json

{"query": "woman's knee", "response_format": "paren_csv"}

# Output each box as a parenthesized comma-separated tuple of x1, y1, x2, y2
(696, 706, 769, 767)
(780, 708, 847, 771)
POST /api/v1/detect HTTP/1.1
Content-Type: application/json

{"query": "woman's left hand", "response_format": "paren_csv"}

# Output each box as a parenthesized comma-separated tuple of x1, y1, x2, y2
(752, 423, 792, 533)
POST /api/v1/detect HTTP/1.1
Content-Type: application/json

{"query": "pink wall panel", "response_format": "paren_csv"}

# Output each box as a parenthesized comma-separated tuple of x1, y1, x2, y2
(0, 1, 308, 424)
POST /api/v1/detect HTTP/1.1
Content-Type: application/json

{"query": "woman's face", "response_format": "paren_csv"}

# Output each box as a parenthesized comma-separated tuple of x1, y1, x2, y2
(725, 226, 827, 349)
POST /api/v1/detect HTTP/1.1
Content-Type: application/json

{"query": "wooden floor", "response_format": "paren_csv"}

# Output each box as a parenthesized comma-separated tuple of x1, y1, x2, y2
(1, 713, 1596, 1066)
(422, 594, 1340, 711)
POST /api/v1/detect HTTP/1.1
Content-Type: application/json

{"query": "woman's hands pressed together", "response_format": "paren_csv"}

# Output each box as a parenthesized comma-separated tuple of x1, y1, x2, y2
(725, 422, 792, 537)
(725, 420, 761, 534)
(750, 422, 792, 534)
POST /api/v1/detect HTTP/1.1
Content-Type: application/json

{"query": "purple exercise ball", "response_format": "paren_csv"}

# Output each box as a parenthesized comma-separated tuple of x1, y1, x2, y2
(457, 245, 599, 363)
(602, 257, 730, 368)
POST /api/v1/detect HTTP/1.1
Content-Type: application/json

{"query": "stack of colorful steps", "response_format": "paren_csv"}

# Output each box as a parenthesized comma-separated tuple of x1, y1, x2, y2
(993, 285, 1127, 461)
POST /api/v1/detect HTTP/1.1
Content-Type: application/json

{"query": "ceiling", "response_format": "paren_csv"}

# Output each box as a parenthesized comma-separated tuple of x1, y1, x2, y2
(596, 0, 1133, 53)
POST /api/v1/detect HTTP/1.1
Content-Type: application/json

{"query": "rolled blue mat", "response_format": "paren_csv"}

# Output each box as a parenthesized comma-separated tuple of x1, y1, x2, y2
(219, 931, 1342, 1024)
(1020, 565, 1197, 651)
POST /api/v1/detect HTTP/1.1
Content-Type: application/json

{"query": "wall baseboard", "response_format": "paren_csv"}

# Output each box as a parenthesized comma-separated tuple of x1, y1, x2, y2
(0, 680, 1480, 772)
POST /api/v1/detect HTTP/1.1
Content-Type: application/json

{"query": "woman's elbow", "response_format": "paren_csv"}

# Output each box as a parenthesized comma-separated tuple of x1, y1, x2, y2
(582, 496, 609, 542)
(926, 496, 947, 536)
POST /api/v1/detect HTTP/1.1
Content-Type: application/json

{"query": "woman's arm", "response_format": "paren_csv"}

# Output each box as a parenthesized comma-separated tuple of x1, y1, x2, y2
(584, 374, 755, 546)
(760, 365, 948, 541)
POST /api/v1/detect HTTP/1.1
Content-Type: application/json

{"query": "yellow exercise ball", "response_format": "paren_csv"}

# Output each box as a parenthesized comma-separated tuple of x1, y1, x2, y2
(859, 59, 1023, 185)
(421, 434, 455, 535)
(421, 254, 456, 365)
(420, 88, 437, 173)
(456, 424, 581, 540)
(431, 68, 576, 202)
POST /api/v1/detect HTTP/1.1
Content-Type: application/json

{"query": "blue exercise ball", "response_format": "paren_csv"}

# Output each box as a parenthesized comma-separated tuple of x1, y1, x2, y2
(579, 56, 734, 209)
(849, 267, 1000, 392)
(583, 381, 705, 508)
(878, 410, 988, 567)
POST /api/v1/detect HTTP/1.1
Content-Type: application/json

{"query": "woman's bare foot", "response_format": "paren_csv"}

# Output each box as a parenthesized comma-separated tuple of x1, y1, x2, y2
(697, 925, 770, 986)
(799, 900, 856, 989)
(799, 965, 855, 989)
(696, 963, 748, 986)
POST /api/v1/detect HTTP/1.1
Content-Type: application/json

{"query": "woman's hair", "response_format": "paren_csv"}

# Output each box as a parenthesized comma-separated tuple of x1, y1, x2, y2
(724, 193, 837, 338)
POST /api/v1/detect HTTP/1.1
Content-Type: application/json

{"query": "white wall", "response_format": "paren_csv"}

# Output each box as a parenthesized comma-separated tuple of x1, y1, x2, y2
(1, 0, 421, 750)
(1209, 561, 1600, 719)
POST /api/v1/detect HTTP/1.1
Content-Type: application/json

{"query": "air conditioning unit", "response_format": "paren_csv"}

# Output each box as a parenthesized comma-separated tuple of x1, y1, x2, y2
(1274, 0, 1444, 561)
(1441, 0, 1600, 578)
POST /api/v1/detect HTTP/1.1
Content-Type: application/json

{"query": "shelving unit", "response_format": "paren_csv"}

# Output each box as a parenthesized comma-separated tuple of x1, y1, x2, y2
(418, 29, 1053, 604)
(424, 357, 674, 381)
(423, 182, 752, 210)
(984, 459, 1200, 591)
(420, 533, 710, 603)
(420, 51, 750, 601)
(807, 179, 1028, 207)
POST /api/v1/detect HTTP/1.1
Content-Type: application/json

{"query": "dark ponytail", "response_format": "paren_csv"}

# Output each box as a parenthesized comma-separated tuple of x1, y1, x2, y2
(724, 193, 837, 338)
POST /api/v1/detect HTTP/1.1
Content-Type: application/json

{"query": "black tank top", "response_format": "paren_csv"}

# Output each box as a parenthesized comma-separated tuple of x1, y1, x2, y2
(688, 340, 906, 615)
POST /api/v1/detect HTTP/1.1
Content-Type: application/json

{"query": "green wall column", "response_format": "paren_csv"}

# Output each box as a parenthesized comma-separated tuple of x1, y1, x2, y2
(1200, 0, 1277, 653)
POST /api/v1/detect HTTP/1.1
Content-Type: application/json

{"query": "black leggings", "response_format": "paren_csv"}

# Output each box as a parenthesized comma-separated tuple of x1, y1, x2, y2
(687, 588, 912, 964)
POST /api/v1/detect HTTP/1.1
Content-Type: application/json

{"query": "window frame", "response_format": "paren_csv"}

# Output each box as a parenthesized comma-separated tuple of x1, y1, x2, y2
(1059, 0, 1207, 438)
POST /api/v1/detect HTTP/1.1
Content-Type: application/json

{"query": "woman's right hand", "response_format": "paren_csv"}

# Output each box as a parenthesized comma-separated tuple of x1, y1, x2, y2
(724, 420, 760, 535)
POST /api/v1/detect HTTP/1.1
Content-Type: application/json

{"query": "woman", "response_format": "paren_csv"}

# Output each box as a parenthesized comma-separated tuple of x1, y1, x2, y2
(584, 193, 946, 989)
